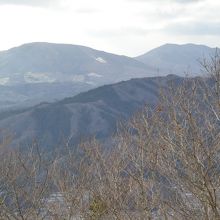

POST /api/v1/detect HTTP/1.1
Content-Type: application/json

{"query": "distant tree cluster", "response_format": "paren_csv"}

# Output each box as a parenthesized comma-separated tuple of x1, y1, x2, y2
(0, 54, 219, 219)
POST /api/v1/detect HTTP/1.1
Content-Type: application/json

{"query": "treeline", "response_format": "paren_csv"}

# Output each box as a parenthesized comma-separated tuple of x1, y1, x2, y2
(0, 56, 219, 220)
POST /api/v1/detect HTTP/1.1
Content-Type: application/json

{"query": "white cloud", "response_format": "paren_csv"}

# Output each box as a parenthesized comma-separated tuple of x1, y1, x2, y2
(0, 0, 219, 56)
(0, 0, 60, 7)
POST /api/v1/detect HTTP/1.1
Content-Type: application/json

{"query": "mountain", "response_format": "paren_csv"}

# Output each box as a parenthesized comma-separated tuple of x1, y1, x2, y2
(0, 42, 216, 110)
(0, 75, 184, 149)
(0, 42, 155, 110)
(0, 42, 155, 85)
(135, 43, 215, 76)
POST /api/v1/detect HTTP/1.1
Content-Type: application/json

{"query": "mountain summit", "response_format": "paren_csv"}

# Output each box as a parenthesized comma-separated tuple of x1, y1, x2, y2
(135, 43, 215, 75)
(0, 42, 152, 85)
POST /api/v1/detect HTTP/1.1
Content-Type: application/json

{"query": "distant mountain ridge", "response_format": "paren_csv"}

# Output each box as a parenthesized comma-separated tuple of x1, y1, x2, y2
(0, 42, 153, 85)
(0, 42, 154, 110)
(0, 42, 217, 110)
(135, 43, 216, 76)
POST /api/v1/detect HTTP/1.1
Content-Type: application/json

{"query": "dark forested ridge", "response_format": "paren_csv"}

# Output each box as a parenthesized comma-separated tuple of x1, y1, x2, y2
(0, 74, 190, 148)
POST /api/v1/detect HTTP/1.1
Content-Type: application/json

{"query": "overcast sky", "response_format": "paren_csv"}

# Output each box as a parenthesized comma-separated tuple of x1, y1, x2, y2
(0, 0, 219, 56)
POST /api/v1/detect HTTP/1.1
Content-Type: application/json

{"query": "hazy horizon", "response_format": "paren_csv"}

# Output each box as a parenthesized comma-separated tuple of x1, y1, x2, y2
(0, 41, 218, 58)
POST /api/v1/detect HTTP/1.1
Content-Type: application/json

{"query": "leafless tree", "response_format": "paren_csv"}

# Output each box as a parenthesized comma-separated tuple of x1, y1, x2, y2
(0, 143, 55, 220)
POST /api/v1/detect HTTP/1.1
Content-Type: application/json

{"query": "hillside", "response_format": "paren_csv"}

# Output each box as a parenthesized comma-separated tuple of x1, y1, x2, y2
(0, 75, 184, 149)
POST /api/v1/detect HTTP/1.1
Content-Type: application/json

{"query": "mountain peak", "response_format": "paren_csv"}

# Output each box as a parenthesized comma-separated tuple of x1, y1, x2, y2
(135, 43, 215, 76)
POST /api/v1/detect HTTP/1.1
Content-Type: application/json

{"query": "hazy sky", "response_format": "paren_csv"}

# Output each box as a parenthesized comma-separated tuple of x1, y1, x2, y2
(0, 0, 219, 56)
